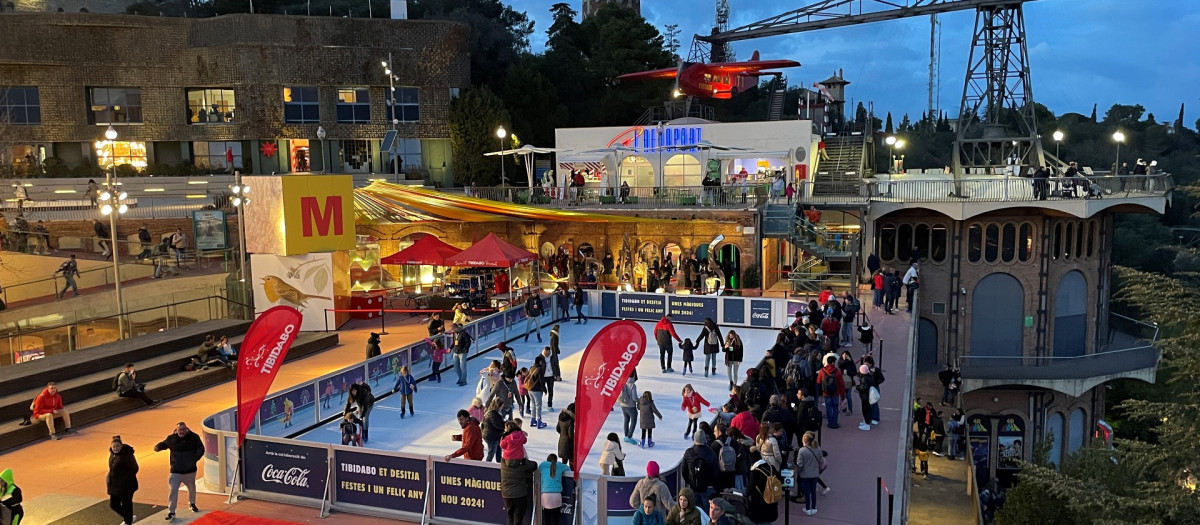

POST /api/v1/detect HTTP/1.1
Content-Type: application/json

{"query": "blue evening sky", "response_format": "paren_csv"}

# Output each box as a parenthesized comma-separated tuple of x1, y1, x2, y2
(508, 0, 1200, 127)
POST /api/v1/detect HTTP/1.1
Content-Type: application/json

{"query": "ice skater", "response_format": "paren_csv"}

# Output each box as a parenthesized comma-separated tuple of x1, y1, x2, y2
(680, 338, 696, 376)
(680, 384, 710, 440)
(523, 294, 545, 343)
(541, 347, 559, 411)
(340, 410, 363, 447)
(556, 287, 571, 321)
(428, 338, 449, 383)
(501, 420, 529, 461)
(573, 284, 587, 324)
(654, 314, 682, 373)
(527, 355, 549, 429)
(548, 325, 563, 381)
(451, 324, 473, 386)
(638, 391, 663, 448)
(516, 367, 531, 417)
(697, 318, 722, 378)
(392, 365, 417, 418)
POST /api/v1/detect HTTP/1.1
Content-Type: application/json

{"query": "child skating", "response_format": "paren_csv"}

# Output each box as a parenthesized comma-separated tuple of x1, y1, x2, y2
(428, 338, 449, 383)
(680, 384, 710, 440)
(340, 410, 363, 447)
(391, 365, 418, 418)
(516, 367, 531, 417)
(679, 338, 696, 376)
(638, 391, 663, 448)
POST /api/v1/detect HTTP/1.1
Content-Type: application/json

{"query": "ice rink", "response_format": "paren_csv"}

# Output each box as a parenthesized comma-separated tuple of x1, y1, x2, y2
(295, 318, 784, 475)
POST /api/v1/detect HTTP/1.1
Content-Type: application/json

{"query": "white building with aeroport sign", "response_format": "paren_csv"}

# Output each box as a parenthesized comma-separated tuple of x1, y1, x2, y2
(553, 118, 815, 191)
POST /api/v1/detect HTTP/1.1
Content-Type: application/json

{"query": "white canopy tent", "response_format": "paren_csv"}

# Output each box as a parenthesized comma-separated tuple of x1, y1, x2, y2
(484, 145, 565, 190)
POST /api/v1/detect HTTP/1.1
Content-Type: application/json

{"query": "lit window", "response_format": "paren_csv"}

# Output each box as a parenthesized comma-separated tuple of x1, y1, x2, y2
(1018, 223, 1033, 262)
(96, 141, 148, 170)
(0, 86, 41, 124)
(186, 88, 236, 124)
(388, 87, 419, 123)
(283, 86, 320, 123)
(336, 88, 371, 123)
(193, 141, 243, 170)
(88, 87, 142, 124)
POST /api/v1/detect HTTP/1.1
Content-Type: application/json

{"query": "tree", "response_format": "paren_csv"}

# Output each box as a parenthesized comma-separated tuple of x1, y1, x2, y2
(1176, 103, 1186, 133)
(1103, 104, 1146, 127)
(448, 86, 510, 186)
(409, 0, 533, 90)
(663, 23, 681, 58)
(885, 112, 894, 133)
(899, 113, 912, 132)
(502, 56, 565, 147)
(854, 102, 868, 131)
(1090, 103, 1097, 122)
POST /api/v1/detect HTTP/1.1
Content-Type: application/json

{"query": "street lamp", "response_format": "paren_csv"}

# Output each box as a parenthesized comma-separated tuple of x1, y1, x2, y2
(97, 125, 127, 339)
(496, 126, 507, 185)
(1113, 131, 1125, 175)
(1052, 130, 1064, 160)
(885, 136, 898, 174)
(382, 54, 401, 182)
(316, 126, 327, 172)
(230, 174, 251, 282)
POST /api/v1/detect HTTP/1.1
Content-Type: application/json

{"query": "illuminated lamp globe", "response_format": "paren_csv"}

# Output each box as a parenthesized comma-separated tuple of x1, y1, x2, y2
(104, 125, 117, 141)
(101, 204, 113, 215)
(100, 191, 111, 201)
(117, 204, 128, 214)
(885, 136, 897, 146)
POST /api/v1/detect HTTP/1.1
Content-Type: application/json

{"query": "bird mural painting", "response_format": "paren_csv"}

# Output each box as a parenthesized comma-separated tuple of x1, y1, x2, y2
(261, 275, 326, 308)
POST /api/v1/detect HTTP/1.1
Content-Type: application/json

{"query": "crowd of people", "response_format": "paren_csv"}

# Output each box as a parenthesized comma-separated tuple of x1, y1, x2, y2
(426, 282, 887, 525)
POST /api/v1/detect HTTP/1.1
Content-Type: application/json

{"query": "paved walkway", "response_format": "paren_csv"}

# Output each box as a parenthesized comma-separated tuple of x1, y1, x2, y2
(781, 304, 914, 524)
(906, 372, 979, 525)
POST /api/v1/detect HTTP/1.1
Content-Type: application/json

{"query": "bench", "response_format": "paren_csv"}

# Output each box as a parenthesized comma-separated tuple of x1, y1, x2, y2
(0, 318, 253, 397)
(1, 331, 339, 451)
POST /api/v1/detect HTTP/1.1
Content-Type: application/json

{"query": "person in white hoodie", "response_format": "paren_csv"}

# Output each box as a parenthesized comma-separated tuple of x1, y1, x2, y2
(599, 432, 627, 476)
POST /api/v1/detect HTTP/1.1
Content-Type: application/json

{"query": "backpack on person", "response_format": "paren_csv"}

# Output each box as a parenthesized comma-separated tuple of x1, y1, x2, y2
(757, 465, 784, 505)
(111, 372, 124, 391)
(821, 371, 838, 396)
(717, 490, 757, 525)
(718, 438, 738, 473)
(706, 329, 720, 346)
(873, 368, 886, 387)
(783, 358, 806, 387)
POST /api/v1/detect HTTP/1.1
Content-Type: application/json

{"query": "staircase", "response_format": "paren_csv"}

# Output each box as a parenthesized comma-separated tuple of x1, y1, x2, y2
(761, 203, 795, 237)
(767, 75, 787, 121)
(813, 135, 868, 193)
(787, 215, 860, 292)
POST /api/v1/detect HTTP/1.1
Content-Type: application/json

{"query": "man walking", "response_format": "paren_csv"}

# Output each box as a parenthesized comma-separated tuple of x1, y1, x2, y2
(171, 228, 188, 267)
(451, 324, 473, 386)
(154, 422, 204, 521)
(902, 263, 919, 313)
(135, 225, 153, 261)
(55, 254, 80, 299)
(523, 293, 544, 343)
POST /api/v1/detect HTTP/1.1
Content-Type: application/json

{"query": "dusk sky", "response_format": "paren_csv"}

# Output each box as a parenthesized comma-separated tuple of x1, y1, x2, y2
(507, 0, 1200, 128)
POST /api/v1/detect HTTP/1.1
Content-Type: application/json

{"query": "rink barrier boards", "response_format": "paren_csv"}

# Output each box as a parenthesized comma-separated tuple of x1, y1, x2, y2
(202, 291, 803, 524)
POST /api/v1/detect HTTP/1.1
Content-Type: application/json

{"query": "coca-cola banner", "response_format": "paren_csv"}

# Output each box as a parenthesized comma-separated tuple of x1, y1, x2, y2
(573, 320, 646, 479)
(333, 448, 427, 515)
(432, 460, 505, 524)
(242, 438, 329, 501)
(237, 305, 304, 444)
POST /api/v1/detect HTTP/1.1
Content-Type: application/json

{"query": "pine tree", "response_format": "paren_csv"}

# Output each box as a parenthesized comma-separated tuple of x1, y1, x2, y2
(885, 112, 894, 133)
(1176, 103, 1186, 133)
(1090, 103, 1097, 122)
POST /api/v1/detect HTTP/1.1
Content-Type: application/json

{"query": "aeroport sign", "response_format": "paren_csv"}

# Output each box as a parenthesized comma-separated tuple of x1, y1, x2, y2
(607, 126, 704, 152)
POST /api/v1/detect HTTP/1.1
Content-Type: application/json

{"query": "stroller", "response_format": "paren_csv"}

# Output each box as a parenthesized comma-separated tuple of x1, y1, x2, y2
(1084, 178, 1104, 199)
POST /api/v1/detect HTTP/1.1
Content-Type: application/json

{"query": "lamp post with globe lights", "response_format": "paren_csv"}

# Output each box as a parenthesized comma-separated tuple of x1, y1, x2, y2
(496, 126, 507, 185)
(96, 125, 128, 338)
(316, 126, 327, 172)
(1052, 130, 1064, 161)
(382, 55, 401, 182)
(229, 173, 251, 282)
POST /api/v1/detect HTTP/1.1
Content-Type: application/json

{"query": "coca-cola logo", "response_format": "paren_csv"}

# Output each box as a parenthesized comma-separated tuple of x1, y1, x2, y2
(261, 464, 311, 488)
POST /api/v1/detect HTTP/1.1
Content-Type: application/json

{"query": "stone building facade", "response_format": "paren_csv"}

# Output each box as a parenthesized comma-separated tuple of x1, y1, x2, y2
(0, 13, 470, 186)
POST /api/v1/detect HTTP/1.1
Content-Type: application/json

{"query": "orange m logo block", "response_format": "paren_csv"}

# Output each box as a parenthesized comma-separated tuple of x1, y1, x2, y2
(300, 196, 343, 237)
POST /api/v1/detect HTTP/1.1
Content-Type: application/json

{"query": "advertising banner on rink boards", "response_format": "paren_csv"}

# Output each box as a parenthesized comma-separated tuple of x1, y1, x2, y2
(432, 460, 505, 525)
(617, 293, 666, 320)
(333, 448, 427, 515)
(242, 438, 329, 501)
(750, 299, 774, 327)
(668, 296, 717, 324)
(722, 297, 745, 325)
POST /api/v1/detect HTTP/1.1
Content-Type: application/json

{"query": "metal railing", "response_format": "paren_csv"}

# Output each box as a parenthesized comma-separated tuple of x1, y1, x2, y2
(956, 346, 1161, 380)
(464, 184, 778, 209)
(804, 173, 1173, 204)
(1, 293, 252, 367)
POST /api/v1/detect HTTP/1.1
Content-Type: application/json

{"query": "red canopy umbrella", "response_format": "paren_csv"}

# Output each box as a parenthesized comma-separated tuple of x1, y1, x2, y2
(381, 234, 462, 266)
(444, 233, 537, 268)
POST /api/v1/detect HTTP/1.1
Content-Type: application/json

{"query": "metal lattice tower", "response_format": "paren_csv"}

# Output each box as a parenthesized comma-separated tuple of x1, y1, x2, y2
(712, 0, 734, 63)
(952, 4, 1044, 176)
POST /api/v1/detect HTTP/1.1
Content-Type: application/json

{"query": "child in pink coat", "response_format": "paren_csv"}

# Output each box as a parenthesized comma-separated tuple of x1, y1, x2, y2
(680, 383, 710, 440)
(500, 419, 528, 461)
(427, 338, 450, 383)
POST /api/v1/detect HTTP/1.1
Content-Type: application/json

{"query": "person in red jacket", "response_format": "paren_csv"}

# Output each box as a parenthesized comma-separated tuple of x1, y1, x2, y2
(445, 410, 484, 461)
(32, 382, 74, 440)
(654, 315, 683, 373)
(816, 356, 846, 429)
(680, 384, 711, 440)
(872, 270, 885, 309)
(729, 401, 760, 443)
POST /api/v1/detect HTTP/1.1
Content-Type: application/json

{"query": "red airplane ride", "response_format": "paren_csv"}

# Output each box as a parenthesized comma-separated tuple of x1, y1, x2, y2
(617, 50, 800, 100)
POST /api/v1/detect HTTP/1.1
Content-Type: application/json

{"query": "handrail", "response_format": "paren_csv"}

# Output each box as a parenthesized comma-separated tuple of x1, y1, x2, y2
(2, 294, 251, 337)
(800, 173, 1173, 204)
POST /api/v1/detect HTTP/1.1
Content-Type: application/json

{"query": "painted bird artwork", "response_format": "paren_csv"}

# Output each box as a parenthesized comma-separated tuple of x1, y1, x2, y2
(285, 259, 321, 279)
(261, 275, 326, 308)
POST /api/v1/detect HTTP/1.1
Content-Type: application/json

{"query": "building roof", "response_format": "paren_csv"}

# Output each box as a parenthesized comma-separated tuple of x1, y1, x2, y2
(354, 182, 653, 224)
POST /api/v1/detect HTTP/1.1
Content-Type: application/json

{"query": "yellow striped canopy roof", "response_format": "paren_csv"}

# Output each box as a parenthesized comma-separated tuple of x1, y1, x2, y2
(354, 182, 652, 224)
